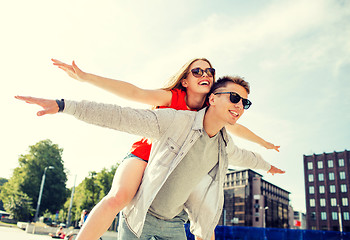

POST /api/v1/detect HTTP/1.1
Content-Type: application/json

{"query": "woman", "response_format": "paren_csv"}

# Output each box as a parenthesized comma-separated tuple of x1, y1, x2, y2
(51, 58, 279, 240)
(49, 226, 65, 239)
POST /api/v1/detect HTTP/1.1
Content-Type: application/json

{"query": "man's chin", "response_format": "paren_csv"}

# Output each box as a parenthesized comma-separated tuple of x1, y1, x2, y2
(228, 119, 238, 125)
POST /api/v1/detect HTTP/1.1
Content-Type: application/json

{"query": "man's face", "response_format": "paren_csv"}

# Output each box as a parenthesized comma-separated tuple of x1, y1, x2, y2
(211, 82, 248, 125)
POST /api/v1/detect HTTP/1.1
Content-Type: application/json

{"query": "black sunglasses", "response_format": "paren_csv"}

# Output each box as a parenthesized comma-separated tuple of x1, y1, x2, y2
(190, 68, 215, 78)
(214, 92, 252, 109)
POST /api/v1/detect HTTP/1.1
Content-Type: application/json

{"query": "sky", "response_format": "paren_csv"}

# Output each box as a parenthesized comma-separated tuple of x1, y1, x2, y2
(1, 0, 349, 213)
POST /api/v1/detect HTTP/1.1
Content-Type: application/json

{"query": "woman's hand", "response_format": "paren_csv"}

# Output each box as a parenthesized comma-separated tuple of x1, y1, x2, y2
(51, 58, 88, 82)
(15, 96, 59, 116)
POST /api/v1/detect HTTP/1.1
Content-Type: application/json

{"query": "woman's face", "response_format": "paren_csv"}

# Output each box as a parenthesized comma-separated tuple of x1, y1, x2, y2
(181, 60, 214, 95)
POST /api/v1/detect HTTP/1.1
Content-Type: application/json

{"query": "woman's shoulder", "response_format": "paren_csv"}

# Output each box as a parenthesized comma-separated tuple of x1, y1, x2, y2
(169, 88, 188, 110)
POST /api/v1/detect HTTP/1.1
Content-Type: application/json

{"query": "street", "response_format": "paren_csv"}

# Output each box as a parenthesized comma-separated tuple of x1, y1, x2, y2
(0, 226, 52, 240)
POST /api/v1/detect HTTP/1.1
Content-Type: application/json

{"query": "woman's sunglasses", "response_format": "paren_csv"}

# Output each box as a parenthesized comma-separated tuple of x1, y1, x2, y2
(190, 68, 215, 78)
(214, 92, 252, 110)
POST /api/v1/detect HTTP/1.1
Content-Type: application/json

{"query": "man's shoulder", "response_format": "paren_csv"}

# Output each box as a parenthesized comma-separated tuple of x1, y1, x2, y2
(155, 108, 197, 116)
(154, 108, 197, 125)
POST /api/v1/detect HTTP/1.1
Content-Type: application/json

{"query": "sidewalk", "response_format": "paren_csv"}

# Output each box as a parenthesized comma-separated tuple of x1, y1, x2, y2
(14, 221, 118, 240)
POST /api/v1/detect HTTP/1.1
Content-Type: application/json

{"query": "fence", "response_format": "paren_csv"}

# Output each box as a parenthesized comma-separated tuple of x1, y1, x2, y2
(185, 225, 350, 240)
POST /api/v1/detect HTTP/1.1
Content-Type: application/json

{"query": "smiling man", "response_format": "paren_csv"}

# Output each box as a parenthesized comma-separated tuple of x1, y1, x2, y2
(15, 76, 284, 240)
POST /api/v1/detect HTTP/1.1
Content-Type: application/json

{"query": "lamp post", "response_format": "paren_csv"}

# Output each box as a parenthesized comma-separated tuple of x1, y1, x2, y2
(260, 206, 269, 228)
(263, 206, 269, 228)
(338, 204, 343, 232)
(90, 172, 97, 206)
(263, 206, 268, 240)
(66, 175, 77, 227)
(34, 166, 54, 222)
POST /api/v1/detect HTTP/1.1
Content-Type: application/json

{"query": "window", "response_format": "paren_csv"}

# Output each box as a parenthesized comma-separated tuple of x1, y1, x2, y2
(339, 158, 345, 167)
(310, 199, 315, 207)
(331, 198, 337, 206)
(332, 212, 338, 220)
(330, 185, 336, 193)
(318, 161, 323, 169)
(307, 162, 313, 170)
(311, 212, 316, 220)
(342, 198, 348, 206)
(344, 212, 350, 221)
(320, 198, 326, 207)
(308, 174, 314, 182)
(341, 184, 347, 193)
(328, 159, 334, 168)
(318, 173, 324, 181)
(309, 186, 314, 194)
(319, 185, 325, 194)
(321, 212, 327, 220)
(340, 171, 346, 180)
(329, 172, 335, 180)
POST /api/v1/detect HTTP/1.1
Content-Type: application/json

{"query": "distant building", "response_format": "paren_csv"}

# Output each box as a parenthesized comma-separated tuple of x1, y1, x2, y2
(293, 210, 307, 229)
(304, 150, 350, 231)
(218, 169, 291, 228)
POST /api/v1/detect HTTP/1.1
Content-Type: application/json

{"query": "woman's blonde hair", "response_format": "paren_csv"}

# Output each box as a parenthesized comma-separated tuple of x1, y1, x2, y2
(161, 58, 214, 91)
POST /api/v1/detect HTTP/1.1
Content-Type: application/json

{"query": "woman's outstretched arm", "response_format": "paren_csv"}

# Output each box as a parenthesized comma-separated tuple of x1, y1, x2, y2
(52, 59, 172, 107)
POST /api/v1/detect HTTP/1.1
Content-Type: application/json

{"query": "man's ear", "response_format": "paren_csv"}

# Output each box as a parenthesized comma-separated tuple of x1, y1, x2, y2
(208, 93, 216, 106)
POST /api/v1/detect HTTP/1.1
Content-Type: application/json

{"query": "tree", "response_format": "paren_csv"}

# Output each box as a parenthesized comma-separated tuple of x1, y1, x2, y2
(95, 165, 117, 197)
(0, 139, 68, 220)
(0, 177, 8, 210)
(4, 189, 34, 221)
(65, 164, 118, 225)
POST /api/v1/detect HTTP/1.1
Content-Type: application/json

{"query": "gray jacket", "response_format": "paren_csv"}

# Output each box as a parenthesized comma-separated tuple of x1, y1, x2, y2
(64, 100, 271, 240)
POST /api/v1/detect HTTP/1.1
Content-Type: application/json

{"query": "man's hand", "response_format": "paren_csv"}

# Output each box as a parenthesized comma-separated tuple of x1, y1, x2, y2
(15, 96, 59, 116)
(267, 165, 285, 175)
(52, 58, 87, 82)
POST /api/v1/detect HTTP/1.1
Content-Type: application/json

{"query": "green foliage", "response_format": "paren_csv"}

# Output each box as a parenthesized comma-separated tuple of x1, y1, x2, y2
(1, 140, 119, 224)
(65, 164, 118, 224)
(0, 178, 7, 186)
(0, 139, 68, 220)
(3, 189, 34, 221)
(0, 177, 8, 210)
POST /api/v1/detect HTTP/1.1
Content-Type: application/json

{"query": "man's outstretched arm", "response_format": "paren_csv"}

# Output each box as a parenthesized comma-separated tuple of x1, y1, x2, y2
(226, 135, 285, 175)
(15, 96, 173, 140)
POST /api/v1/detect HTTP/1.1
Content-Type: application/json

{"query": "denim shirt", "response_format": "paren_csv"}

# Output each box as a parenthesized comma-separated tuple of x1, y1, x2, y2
(64, 100, 271, 240)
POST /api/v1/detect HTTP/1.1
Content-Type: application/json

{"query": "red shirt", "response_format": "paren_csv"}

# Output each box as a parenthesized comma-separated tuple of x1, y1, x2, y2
(130, 89, 190, 161)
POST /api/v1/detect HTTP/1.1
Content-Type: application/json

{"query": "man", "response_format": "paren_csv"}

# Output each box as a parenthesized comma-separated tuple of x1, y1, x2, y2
(15, 76, 284, 240)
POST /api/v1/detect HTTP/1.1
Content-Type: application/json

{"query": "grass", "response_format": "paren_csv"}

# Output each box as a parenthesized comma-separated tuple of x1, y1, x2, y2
(0, 220, 17, 227)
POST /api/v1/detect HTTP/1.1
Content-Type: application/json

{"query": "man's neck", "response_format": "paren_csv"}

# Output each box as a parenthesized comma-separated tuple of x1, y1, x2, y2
(203, 107, 226, 138)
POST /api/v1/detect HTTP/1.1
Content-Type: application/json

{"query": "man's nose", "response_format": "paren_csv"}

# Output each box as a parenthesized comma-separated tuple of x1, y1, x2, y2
(234, 99, 244, 109)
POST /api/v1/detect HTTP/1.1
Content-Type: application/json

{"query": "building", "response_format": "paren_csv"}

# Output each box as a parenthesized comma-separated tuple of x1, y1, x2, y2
(293, 210, 307, 229)
(304, 150, 350, 231)
(218, 169, 291, 228)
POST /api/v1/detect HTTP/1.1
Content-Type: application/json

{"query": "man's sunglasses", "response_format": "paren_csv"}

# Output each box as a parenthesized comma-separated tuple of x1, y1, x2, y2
(214, 92, 252, 110)
(190, 68, 215, 78)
